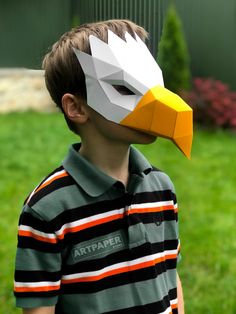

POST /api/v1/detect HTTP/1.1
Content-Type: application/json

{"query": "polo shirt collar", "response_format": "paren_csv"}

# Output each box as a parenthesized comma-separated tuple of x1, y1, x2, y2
(62, 143, 152, 197)
(129, 145, 152, 176)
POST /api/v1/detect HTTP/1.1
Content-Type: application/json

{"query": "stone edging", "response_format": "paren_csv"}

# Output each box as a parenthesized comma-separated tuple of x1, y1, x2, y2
(0, 68, 56, 113)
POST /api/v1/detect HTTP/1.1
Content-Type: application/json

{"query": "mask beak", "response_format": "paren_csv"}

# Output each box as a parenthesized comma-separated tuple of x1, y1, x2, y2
(120, 85, 193, 159)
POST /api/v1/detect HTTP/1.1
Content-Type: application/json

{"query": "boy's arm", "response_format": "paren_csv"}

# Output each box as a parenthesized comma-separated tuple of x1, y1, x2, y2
(177, 272, 185, 314)
(23, 306, 55, 314)
(14, 204, 61, 309)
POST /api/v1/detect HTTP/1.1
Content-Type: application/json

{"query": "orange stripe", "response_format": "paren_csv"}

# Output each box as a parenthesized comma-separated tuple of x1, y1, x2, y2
(19, 204, 178, 244)
(18, 230, 57, 244)
(128, 204, 176, 214)
(25, 171, 69, 204)
(171, 303, 178, 310)
(57, 205, 177, 240)
(18, 213, 124, 243)
(62, 253, 177, 284)
(35, 172, 69, 193)
(57, 213, 124, 240)
(14, 285, 60, 293)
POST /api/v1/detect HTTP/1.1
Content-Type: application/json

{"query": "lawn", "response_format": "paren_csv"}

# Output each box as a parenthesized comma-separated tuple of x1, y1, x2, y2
(0, 112, 235, 314)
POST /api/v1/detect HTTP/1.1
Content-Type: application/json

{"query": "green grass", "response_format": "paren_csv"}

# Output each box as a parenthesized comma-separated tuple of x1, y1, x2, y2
(0, 112, 235, 313)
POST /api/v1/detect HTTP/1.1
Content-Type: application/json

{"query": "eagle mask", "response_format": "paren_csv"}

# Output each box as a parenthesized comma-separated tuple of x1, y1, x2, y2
(73, 30, 193, 158)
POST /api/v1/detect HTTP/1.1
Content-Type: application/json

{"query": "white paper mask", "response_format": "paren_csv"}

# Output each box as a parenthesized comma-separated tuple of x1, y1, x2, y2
(73, 30, 193, 158)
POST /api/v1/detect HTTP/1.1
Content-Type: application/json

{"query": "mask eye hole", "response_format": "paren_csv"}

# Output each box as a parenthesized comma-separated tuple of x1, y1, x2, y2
(112, 85, 135, 95)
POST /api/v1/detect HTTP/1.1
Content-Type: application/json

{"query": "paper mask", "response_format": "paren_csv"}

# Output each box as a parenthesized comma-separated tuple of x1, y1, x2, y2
(73, 30, 193, 158)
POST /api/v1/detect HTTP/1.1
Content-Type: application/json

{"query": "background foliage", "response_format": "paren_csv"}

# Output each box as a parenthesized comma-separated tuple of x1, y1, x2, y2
(0, 112, 235, 314)
(182, 78, 236, 129)
(157, 3, 191, 93)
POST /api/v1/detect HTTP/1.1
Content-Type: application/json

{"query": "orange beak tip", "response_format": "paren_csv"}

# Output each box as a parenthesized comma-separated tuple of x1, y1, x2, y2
(173, 134, 193, 159)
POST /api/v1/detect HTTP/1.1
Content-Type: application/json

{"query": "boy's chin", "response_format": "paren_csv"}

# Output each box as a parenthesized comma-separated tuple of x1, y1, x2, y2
(134, 133, 157, 145)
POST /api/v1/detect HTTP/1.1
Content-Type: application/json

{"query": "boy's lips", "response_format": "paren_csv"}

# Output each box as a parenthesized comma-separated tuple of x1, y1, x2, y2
(120, 85, 193, 159)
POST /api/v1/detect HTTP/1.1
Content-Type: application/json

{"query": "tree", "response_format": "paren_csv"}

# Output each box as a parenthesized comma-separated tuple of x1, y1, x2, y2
(157, 3, 191, 93)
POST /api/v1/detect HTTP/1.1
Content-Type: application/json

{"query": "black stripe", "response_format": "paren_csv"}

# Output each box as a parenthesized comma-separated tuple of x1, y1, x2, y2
(54, 211, 177, 246)
(17, 211, 177, 253)
(23, 166, 64, 205)
(169, 287, 177, 300)
(28, 176, 75, 207)
(17, 217, 125, 251)
(50, 190, 176, 231)
(103, 288, 177, 314)
(14, 290, 59, 298)
(50, 195, 131, 227)
(133, 190, 176, 205)
(19, 212, 53, 233)
(127, 211, 177, 225)
(17, 236, 62, 253)
(104, 296, 168, 314)
(58, 218, 125, 246)
(42, 166, 65, 182)
(14, 262, 177, 299)
(15, 270, 61, 282)
(61, 262, 176, 294)
(19, 206, 176, 240)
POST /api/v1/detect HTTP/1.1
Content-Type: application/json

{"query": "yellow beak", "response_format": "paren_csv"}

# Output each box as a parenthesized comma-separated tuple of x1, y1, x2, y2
(120, 85, 193, 159)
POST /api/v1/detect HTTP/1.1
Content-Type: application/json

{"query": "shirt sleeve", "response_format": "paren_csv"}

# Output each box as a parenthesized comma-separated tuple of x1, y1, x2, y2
(14, 204, 62, 308)
(171, 182, 182, 264)
(165, 173, 182, 265)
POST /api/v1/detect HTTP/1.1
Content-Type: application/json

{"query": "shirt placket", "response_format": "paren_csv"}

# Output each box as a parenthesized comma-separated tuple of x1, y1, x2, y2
(125, 175, 149, 249)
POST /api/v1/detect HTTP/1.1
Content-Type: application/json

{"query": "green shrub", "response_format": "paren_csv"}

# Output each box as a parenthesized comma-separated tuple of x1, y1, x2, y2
(157, 3, 191, 93)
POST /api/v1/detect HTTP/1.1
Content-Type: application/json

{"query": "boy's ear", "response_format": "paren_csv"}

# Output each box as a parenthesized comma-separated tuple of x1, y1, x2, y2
(61, 94, 89, 124)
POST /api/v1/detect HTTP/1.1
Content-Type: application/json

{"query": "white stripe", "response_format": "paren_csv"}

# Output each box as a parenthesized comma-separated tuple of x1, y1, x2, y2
(26, 169, 66, 203)
(164, 249, 178, 255)
(42, 169, 66, 185)
(55, 199, 177, 237)
(170, 298, 178, 306)
(177, 240, 181, 250)
(62, 248, 178, 281)
(130, 200, 174, 210)
(14, 280, 61, 288)
(19, 225, 56, 240)
(20, 199, 177, 241)
(27, 186, 38, 203)
(159, 306, 172, 314)
(55, 207, 125, 236)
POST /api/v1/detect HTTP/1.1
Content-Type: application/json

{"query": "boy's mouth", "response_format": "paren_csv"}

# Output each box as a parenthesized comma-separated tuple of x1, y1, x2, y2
(120, 85, 193, 159)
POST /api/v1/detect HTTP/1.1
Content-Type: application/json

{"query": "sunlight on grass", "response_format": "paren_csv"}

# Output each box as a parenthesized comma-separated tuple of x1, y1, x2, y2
(0, 112, 235, 314)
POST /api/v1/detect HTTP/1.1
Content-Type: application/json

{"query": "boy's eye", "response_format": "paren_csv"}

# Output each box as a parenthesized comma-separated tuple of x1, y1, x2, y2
(112, 84, 135, 95)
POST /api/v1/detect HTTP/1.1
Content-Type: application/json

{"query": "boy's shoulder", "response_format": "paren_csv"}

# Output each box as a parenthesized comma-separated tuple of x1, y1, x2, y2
(146, 164, 176, 194)
(23, 165, 76, 220)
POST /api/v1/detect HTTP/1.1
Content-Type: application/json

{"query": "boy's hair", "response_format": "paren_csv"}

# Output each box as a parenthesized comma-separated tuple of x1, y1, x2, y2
(42, 19, 148, 133)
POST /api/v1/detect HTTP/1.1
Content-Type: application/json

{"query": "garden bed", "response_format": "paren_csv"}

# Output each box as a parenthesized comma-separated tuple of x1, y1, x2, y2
(0, 68, 55, 113)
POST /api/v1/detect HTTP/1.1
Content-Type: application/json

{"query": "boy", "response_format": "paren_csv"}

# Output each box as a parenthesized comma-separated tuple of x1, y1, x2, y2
(14, 19, 192, 314)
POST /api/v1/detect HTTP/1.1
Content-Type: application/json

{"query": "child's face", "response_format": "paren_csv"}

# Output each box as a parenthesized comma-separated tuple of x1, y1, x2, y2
(87, 105, 157, 146)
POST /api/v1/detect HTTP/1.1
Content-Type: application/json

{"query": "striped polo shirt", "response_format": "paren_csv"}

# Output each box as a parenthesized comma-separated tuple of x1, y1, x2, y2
(14, 143, 180, 314)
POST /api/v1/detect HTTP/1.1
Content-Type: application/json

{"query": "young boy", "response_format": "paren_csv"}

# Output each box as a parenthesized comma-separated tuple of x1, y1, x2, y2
(14, 19, 191, 314)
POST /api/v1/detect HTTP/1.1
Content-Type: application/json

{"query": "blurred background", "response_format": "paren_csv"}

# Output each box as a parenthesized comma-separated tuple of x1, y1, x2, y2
(0, 0, 235, 313)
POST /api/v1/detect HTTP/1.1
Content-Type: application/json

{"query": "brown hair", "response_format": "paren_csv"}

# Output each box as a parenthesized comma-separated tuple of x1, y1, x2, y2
(42, 19, 148, 131)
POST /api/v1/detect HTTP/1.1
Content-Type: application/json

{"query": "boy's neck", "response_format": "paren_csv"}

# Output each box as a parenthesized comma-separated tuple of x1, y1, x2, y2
(79, 141, 130, 187)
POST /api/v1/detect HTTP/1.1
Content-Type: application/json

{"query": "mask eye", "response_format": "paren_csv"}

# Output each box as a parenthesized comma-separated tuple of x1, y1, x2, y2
(112, 84, 135, 95)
